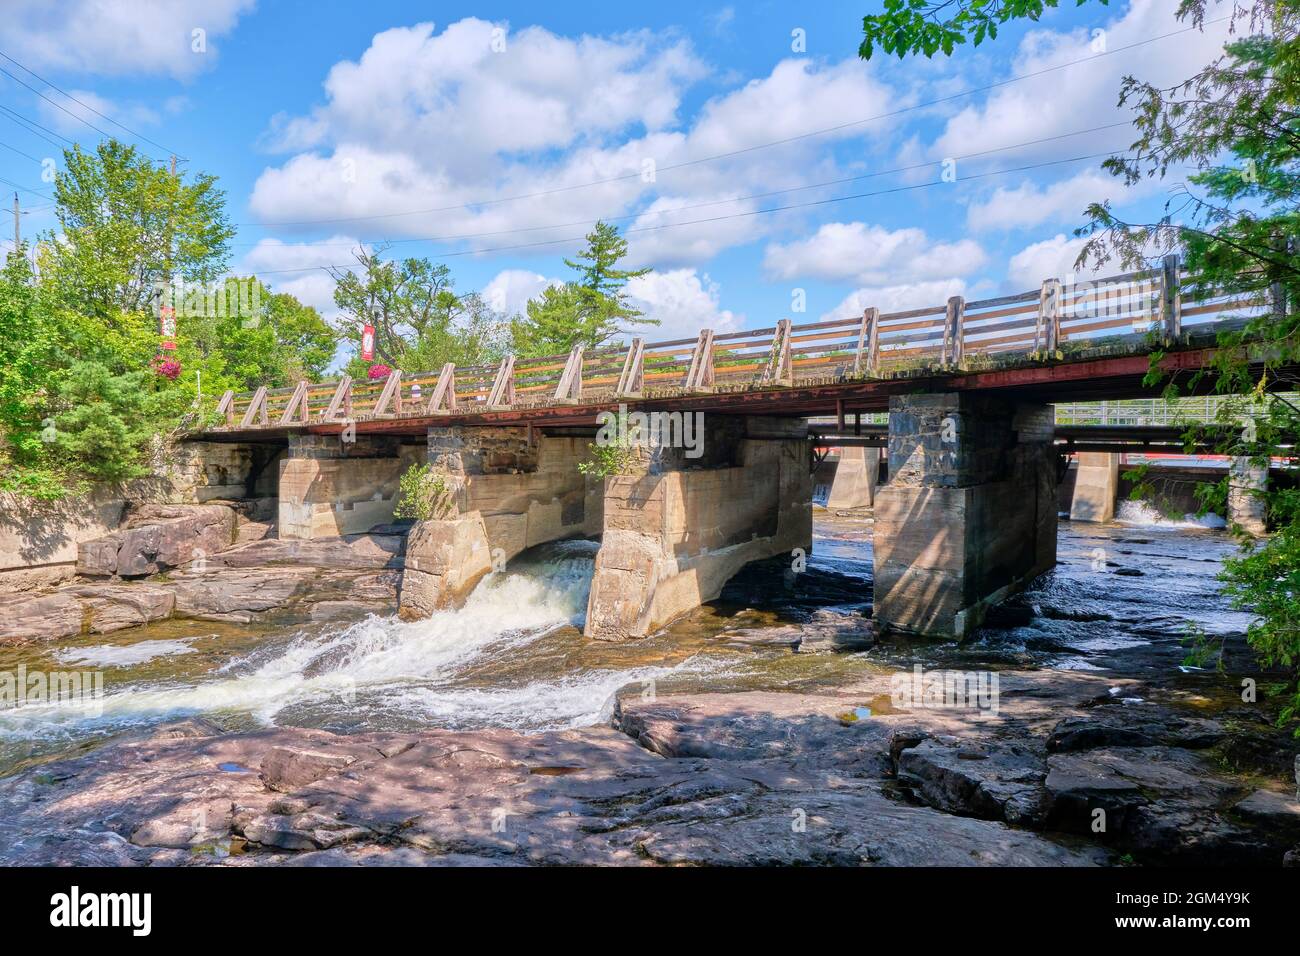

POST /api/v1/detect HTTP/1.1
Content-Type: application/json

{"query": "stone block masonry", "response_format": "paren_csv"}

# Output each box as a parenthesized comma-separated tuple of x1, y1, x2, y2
(278, 433, 424, 540)
(398, 427, 600, 619)
(585, 417, 812, 641)
(873, 394, 1057, 639)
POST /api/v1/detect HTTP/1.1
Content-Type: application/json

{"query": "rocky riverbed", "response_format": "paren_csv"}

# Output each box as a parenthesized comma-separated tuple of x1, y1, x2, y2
(0, 512, 1297, 866)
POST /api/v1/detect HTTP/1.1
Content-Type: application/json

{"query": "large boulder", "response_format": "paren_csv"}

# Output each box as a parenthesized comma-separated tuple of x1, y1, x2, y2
(169, 566, 317, 622)
(398, 513, 493, 620)
(76, 504, 237, 578)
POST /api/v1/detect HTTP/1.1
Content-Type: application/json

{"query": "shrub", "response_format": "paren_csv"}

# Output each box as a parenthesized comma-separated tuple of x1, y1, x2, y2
(393, 463, 453, 521)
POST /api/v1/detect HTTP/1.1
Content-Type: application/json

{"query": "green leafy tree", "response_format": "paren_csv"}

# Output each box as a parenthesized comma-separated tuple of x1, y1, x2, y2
(40, 142, 233, 329)
(511, 221, 658, 356)
(331, 247, 507, 374)
(859, 0, 1106, 59)
(176, 281, 338, 392)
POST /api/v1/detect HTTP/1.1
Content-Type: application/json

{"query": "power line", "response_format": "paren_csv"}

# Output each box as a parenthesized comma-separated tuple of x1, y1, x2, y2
(0, 49, 186, 160)
(0, 174, 52, 201)
(0, 102, 72, 150)
(233, 120, 1135, 250)
(239, 15, 1228, 229)
(0, 138, 41, 164)
(0, 63, 168, 164)
(245, 150, 1121, 277)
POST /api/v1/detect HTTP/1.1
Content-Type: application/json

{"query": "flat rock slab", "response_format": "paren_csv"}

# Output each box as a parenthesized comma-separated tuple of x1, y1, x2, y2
(1047, 711, 1224, 753)
(896, 738, 1048, 825)
(0, 697, 1110, 867)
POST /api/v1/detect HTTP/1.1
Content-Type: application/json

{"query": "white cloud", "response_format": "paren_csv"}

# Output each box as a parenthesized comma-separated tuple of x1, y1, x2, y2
(35, 90, 159, 138)
(624, 194, 769, 268)
(820, 278, 970, 323)
(238, 236, 366, 318)
(1006, 234, 1109, 289)
(481, 269, 563, 317)
(762, 221, 986, 285)
(0, 0, 254, 79)
(966, 167, 1159, 232)
(930, 0, 1234, 163)
(249, 21, 903, 268)
(624, 269, 741, 341)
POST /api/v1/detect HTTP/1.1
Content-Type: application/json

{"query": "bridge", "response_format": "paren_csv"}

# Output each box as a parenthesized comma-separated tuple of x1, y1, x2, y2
(192, 257, 1277, 641)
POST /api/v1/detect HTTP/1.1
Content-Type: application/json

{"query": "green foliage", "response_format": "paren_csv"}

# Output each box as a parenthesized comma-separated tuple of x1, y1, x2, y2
(332, 247, 507, 377)
(41, 141, 233, 319)
(858, 0, 1104, 60)
(577, 410, 643, 478)
(0, 139, 331, 499)
(392, 463, 454, 521)
(577, 441, 639, 479)
(47, 361, 188, 483)
(1220, 524, 1300, 728)
(511, 221, 658, 357)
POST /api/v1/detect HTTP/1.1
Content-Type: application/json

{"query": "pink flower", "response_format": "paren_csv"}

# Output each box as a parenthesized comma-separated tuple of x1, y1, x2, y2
(154, 359, 182, 380)
(367, 363, 392, 380)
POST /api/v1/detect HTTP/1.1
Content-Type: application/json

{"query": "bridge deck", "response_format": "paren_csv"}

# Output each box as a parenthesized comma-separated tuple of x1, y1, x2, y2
(202, 260, 1270, 440)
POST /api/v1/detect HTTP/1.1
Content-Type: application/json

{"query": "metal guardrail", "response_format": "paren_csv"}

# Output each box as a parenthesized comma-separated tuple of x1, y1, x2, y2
(212, 255, 1269, 431)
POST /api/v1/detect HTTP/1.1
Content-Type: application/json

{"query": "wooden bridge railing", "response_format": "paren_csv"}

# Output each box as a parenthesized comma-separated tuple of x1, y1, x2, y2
(211, 255, 1270, 429)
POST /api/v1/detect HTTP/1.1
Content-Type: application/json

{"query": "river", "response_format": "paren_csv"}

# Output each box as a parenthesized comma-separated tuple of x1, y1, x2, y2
(0, 505, 1254, 780)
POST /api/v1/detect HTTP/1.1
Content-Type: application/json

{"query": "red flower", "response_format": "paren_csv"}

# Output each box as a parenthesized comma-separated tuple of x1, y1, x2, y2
(154, 359, 182, 380)
(367, 363, 392, 380)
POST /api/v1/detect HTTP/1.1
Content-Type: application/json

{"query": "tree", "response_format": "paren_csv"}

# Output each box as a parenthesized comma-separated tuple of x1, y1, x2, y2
(176, 281, 338, 391)
(1, 139, 338, 496)
(859, 0, 1106, 59)
(860, 0, 1300, 735)
(40, 141, 233, 324)
(511, 221, 658, 356)
(331, 247, 507, 375)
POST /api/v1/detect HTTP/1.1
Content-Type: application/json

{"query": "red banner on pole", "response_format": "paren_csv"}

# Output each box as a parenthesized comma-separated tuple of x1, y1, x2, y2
(361, 324, 375, 362)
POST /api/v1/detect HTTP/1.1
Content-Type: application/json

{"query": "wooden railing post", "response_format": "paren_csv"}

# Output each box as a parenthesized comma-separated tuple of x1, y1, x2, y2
(762, 319, 793, 386)
(852, 308, 877, 377)
(615, 338, 644, 397)
(486, 355, 516, 407)
(1037, 278, 1061, 354)
(373, 369, 404, 416)
(278, 380, 310, 425)
(428, 363, 457, 412)
(239, 386, 268, 428)
(554, 346, 584, 400)
(215, 390, 235, 426)
(944, 296, 965, 365)
(321, 374, 353, 421)
(866, 308, 881, 376)
(683, 329, 715, 389)
(1160, 253, 1182, 342)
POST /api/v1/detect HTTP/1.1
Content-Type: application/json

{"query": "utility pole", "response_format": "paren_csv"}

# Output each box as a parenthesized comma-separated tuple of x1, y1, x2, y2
(11, 192, 18, 251)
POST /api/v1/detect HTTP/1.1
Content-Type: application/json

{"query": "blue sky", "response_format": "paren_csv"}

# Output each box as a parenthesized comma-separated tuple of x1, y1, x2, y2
(0, 0, 1233, 355)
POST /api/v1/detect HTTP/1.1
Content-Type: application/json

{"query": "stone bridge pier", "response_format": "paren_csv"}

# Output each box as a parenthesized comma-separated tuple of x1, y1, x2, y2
(872, 393, 1057, 639)
(584, 416, 812, 641)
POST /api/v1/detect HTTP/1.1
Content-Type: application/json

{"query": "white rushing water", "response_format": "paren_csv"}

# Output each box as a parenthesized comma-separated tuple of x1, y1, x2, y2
(0, 540, 715, 741)
(1115, 500, 1227, 530)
